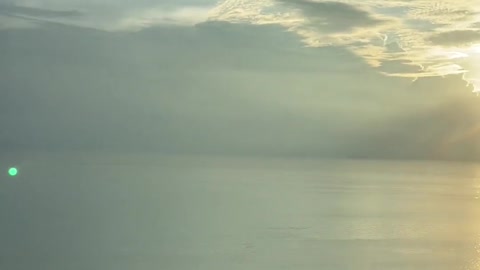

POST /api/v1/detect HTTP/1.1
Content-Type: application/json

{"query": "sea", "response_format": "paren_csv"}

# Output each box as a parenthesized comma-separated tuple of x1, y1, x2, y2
(1, 154, 479, 270)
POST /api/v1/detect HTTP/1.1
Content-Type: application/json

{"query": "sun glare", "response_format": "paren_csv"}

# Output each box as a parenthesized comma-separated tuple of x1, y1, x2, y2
(471, 44, 480, 54)
(429, 44, 480, 94)
(465, 44, 480, 94)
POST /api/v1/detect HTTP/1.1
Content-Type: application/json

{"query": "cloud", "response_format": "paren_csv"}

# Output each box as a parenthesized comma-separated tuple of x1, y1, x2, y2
(0, 14, 36, 29)
(208, 0, 480, 94)
(113, 7, 212, 31)
(428, 30, 480, 46)
(1, 0, 480, 160)
(344, 74, 479, 161)
(0, 3, 82, 18)
(0, 3, 83, 29)
(276, 0, 387, 32)
(407, 6, 476, 24)
(344, 100, 480, 161)
(2, 21, 480, 160)
(0, 0, 216, 30)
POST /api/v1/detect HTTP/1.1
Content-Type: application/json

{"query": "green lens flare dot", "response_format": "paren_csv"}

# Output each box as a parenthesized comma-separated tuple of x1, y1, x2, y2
(8, 167, 18, 176)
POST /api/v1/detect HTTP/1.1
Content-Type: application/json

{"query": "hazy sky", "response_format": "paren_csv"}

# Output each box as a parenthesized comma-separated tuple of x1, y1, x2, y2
(2, 0, 480, 160)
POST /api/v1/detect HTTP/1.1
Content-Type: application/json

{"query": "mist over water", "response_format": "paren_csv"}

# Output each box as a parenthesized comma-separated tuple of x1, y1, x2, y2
(1, 154, 479, 269)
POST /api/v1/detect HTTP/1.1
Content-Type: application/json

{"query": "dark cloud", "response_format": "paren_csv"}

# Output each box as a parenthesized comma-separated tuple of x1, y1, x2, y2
(276, 0, 386, 32)
(385, 41, 405, 53)
(0, 3, 82, 18)
(378, 60, 420, 74)
(428, 30, 480, 46)
(1, 22, 479, 160)
(341, 75, 479, 161)
(0, 22, 375, 155)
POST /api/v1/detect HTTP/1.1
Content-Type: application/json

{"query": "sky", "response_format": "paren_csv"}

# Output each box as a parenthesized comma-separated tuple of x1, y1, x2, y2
(1, 0, 480, 161)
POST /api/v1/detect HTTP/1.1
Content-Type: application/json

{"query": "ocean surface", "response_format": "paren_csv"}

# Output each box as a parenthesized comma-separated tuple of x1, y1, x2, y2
(1, 154, 480, 269)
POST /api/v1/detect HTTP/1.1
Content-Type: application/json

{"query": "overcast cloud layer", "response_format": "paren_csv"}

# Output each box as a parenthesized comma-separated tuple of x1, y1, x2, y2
(1, 0, 480, 161)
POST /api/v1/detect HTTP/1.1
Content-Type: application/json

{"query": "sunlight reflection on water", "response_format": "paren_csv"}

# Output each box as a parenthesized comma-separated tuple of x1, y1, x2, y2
(1, 155, 480, 269)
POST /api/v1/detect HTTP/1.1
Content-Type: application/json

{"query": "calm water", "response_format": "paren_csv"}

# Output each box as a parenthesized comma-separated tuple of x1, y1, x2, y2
(1, 154, 480, 269)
